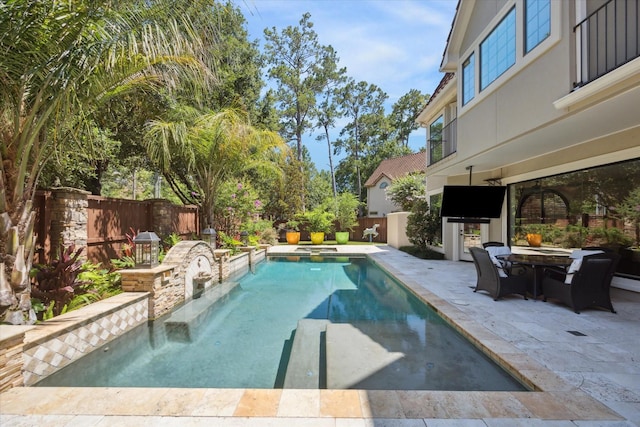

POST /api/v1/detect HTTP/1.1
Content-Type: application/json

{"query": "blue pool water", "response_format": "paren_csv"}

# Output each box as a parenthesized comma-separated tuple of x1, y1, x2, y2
(37, 256, 526, 391)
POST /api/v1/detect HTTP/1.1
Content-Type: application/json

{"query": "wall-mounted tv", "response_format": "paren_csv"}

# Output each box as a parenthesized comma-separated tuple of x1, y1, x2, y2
(440, 185, 506, 219)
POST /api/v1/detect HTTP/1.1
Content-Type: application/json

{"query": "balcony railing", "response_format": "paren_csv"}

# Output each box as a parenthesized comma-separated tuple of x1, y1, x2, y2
(428, 118, 457, 166)
(574, 0, 640, 88)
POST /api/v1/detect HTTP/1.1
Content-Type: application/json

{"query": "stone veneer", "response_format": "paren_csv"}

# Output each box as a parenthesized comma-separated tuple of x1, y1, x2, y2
(49, 187, 90, 257)
(120, 241, 223, 319)
(0, 326, 31, 392)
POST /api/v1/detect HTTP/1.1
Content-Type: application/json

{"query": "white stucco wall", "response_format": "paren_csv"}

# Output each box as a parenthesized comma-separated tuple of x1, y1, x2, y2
(366, 177, 397, 217)
(386, 212, 411, 249)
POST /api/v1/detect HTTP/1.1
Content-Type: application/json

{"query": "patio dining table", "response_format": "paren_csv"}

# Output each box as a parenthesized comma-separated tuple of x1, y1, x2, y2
(497, 253, 573, 300)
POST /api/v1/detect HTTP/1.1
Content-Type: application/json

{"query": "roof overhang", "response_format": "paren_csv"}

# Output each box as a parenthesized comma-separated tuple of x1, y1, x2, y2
(440, 0, 474, 71)
(416, 75, 457, 124)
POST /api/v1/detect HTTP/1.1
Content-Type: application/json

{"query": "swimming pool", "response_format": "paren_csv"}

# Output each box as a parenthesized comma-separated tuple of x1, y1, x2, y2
(36, 255, 526, 391)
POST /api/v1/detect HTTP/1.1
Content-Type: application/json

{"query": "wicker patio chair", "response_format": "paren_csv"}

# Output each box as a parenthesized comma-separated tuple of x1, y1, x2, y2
(542, 252, 620, 313)
(469, 247, 529, 301)
(482, 241, 505, 248)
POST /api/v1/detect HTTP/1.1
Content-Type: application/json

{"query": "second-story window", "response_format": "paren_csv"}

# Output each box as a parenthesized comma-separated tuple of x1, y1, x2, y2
(429, 115, 444, 165)
(525, 0, 550, 53)
(480, 7, 516, 91)
(462, 53, 475, 105)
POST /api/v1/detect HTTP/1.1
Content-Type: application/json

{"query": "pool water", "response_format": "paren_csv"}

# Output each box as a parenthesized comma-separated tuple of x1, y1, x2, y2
(36, 256, 526, 391)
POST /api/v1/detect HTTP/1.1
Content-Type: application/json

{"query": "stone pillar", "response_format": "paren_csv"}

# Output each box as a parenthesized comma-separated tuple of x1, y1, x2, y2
(0, 325, 33, 391)
(241, 246, 256, 267)
(149, 199, 173, 237)
(120, 265, 176, 320)
(214, 249, 231, 281)
(49, 187, 90, 259)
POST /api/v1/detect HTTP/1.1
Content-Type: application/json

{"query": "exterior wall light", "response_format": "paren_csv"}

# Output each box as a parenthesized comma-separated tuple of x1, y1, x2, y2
(133, 231, 161, 268)
(240, 230, 249, 246)
(202, 227, 217, 249)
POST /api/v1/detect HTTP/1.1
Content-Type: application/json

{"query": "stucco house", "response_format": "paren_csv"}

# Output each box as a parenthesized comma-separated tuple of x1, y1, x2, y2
(364, 152, 426, 217)
(416, 0, 640, 290)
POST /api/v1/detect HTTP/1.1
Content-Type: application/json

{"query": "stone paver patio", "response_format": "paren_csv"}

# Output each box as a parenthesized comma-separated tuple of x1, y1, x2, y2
(1, 244, 638, 426)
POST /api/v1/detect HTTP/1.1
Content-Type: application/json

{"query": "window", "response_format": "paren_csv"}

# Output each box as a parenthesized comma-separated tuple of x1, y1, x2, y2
(379, 182, 388, 189)
(480, 7, 516, 90)
(429, 116, 444, 165)
(508, 158, 640, 278)
(462, 54, 475, 105)
(525, 0, 550, 53)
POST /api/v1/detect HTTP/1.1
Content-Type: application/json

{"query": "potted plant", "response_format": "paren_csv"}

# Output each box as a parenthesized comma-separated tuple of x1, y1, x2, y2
(526, 233, 542, 247)
(305, 208, 334, 245)
(283, 220, 301, 245)
(332, 192, 360, 244)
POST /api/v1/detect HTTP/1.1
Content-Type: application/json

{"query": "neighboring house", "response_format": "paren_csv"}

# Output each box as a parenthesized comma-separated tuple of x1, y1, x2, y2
(364, 152, 426, 217)
(416, 0, 640, 285)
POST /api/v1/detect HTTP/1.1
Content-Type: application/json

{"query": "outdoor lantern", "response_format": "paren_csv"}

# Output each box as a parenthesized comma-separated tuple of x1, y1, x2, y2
(202, 227, 216, 249)
(240, 230, 249, 246)
(133, 231, 161, 268)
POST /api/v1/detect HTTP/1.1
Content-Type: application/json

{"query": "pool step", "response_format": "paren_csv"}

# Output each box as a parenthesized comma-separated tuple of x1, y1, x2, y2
(164, 281, 241, 342)
(325, 323, 404, 389)
(283, 319, 330, 389)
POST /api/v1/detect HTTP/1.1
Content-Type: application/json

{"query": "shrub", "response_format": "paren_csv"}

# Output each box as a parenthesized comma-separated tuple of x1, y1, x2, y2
(218, 231, 242, 255)
(305, 207, 335, 234)
(386, 174, 425, 212)
(406, 198, 441, 249)
(67, 263, 122, 312)
(30, 244, 85, 319)
(330, 192, 361, 232)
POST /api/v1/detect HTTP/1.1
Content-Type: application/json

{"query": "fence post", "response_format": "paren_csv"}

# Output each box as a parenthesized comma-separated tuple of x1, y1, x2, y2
(49, 187, 90, 259)
(149, 199, 173, 237)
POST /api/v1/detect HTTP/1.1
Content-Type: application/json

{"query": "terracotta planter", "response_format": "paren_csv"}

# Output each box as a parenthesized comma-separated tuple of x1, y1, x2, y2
(285, 231, 300, 245)
(526, 233, 542, 247)
(335, 231, 349, 245)
(310, 232, 325, 245)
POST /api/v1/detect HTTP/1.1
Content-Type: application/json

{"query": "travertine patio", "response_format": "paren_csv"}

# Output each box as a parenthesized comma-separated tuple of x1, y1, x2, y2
(1, 244, 638, 426)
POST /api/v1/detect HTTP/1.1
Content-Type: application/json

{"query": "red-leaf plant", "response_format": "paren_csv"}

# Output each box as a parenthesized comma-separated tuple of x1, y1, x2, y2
(31, 244, 86, 319)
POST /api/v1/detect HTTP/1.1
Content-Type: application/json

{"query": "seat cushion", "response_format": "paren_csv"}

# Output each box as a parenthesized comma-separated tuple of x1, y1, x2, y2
(485, 246, 510, 277)
(566, 250, 603, 284)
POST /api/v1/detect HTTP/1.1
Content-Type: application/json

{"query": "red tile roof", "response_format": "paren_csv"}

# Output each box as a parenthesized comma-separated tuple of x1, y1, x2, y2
(364, 152, 426, 187)
(425, 72, 455, 107)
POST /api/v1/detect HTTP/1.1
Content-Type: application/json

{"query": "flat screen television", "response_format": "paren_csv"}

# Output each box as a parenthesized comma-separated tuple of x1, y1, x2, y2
(440, 185, 506, 219)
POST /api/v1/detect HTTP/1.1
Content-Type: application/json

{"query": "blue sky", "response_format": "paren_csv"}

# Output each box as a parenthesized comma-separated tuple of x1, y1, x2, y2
(235, 0, 458, 170)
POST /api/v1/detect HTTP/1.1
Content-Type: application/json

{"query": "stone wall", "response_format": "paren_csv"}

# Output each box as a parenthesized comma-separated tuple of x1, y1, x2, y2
(120, 265, 177, 320)
(0, 326, 32, 392)
(120, 241, 220, 319)
(49, 187, 90, 258)
(149, 199, 175, 237)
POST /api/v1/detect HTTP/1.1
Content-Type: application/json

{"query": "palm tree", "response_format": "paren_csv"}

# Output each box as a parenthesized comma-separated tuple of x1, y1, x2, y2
(0, 0, 210, 324)
(144, 108, 288, 228)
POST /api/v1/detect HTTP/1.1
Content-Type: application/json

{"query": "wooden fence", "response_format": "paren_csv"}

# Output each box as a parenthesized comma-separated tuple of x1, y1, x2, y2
(33, 190, 199, 265)
(352, 217, 387, 242)
(33, 187, 387, 266)
(86, 196, 199, 263)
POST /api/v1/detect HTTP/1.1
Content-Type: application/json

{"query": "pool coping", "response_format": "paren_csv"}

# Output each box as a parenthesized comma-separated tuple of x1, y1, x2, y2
(0, 244, 626, 423)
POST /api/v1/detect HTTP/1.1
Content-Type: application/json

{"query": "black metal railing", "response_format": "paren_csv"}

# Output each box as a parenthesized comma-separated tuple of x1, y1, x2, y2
(574, 0, 640, 88)
(428, 118, 457, 166)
